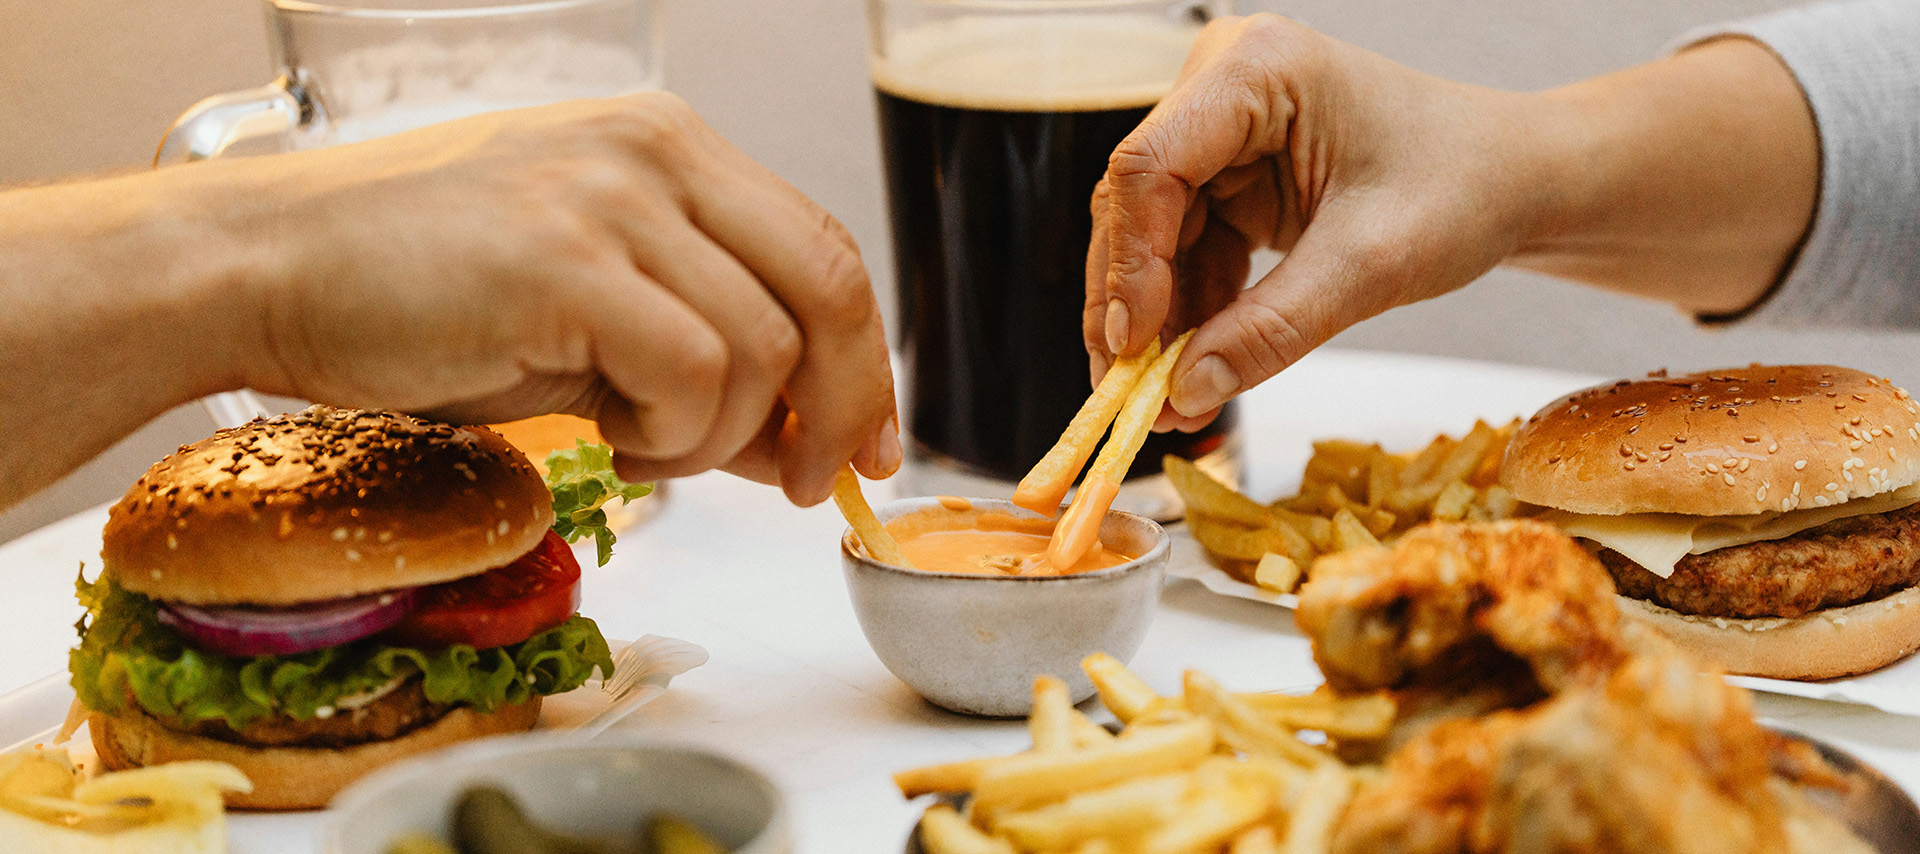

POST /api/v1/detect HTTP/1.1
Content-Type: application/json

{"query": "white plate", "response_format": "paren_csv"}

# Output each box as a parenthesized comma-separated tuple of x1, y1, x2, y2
(0, 635, 707, 854)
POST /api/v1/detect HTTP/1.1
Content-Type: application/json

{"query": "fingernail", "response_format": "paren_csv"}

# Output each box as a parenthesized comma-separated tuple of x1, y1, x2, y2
(1105, 298, 1130, 353)
(877, 416, 902, 477)
(1171, 354, 1240, 416)
(1089, 352, 1112, 388)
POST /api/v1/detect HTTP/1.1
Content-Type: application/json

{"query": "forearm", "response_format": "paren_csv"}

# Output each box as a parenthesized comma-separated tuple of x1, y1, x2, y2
(1514, 37, 1818, 315)
(0, 168, 266, 509)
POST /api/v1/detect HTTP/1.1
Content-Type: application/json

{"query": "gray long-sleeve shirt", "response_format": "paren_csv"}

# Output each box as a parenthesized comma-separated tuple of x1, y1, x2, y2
(1682, 0, 1920, 329)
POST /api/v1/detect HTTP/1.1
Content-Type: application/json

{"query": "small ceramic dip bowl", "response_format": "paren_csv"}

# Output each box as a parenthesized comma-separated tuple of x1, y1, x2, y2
(326, 731, 790, 854)
(841, 497, 1169, 717)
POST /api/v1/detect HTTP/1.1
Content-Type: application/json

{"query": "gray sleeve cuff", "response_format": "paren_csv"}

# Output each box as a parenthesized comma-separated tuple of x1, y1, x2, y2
(1676, 0, 1920, 330)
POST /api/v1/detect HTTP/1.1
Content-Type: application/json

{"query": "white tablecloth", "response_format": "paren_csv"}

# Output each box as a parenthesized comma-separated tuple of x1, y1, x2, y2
(3, 348, 1917, 853)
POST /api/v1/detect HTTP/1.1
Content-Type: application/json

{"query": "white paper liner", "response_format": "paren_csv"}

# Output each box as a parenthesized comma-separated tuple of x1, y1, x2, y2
(1165, 525, 1300, 609)
(1731, 654, 1920, 718)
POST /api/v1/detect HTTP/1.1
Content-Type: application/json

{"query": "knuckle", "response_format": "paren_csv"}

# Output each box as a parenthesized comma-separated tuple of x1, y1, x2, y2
(598, 97, 696, 157)
(675, 328, 730, 388)
(1229, 298, 1313, 378)
(1108, 129, 1172, 179)
(806, 241, 878, 332)
(1107, 247, 1156, 282)
(752, 308, 804, 377)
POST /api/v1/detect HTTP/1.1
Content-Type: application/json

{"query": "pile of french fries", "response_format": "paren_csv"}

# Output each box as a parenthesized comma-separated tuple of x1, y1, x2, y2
(1167, 420, 1524, 594)
(0, 750, 250, 853)
(895, 654, 1395, 854)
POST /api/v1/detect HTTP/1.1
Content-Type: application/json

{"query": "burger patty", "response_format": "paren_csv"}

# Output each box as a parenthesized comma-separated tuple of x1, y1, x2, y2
(1598, 502, 1920, 619)
(182, 677, 452, 749)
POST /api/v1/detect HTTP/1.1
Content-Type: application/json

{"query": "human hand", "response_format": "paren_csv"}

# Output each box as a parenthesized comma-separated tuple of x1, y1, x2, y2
(1088, 16, 1815, 431)
(1086, 14, 1555, 429)
(214, 92, 896, 506)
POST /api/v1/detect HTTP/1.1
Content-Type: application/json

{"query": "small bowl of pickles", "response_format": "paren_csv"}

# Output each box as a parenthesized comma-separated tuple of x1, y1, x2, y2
(326, 732, 789, 854)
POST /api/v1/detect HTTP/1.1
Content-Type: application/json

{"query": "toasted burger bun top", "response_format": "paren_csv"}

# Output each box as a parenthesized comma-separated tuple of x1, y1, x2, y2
(104, 406, 554, 606)
(1503, 365, 1920, 516)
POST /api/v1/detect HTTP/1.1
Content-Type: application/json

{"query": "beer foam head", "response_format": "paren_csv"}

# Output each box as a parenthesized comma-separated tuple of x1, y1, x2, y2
(871, 14, 1199, 112)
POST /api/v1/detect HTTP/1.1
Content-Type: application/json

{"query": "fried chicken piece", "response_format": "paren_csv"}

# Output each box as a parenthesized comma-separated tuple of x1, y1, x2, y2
(1298, 520, 1627, 755)
(1301, 521, 1872, 854)
(1298, 521, 1626, 695)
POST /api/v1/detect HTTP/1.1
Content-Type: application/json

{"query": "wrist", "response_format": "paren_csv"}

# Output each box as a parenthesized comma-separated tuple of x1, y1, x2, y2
(1506, 38, 1817, 314)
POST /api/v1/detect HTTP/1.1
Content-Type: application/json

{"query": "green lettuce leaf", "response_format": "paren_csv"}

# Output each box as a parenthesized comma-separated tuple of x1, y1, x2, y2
(545, 440, 653, 566)
(70, 572, 614, 730)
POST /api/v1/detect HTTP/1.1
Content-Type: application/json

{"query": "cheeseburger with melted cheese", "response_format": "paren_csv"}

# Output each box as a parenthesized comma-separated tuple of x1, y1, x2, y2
(1502, 364, 1920, 679)
(71, 406, 614, 810)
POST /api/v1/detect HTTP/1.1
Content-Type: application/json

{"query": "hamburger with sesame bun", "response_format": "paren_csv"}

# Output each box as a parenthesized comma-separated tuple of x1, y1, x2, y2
(70, 406, 622, 810)
(1502, 365, 1920, 680)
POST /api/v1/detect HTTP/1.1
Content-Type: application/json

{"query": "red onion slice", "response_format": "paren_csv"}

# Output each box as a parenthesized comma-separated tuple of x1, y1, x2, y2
(157, 588, 417, 657)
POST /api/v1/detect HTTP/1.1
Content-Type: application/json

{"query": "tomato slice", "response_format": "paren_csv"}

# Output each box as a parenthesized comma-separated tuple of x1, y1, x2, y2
(384, 530, 582, 650)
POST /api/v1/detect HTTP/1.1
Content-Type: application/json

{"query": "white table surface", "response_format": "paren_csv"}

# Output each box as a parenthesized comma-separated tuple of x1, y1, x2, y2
(4, 347, 1918, 853)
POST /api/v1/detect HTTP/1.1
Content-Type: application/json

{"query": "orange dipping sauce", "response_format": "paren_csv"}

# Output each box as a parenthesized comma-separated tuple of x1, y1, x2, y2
(884, 498, 1135, 576)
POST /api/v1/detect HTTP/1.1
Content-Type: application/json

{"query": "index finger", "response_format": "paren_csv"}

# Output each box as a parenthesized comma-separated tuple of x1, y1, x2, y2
(1099, 15, 1307, 356)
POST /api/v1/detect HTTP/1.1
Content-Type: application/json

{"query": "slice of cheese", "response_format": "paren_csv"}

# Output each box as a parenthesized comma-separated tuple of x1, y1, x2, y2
(1539, 483, 1920, 578)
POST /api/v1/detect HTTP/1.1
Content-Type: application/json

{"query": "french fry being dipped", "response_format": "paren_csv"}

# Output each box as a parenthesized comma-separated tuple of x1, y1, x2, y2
(1046, 332, 1193, 570)
(832, 465, 912, 568)
(1013, 339, 1162, 515)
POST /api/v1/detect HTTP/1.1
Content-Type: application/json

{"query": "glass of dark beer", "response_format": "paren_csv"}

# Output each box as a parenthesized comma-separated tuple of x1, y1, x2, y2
(869, 0, 1238, 519)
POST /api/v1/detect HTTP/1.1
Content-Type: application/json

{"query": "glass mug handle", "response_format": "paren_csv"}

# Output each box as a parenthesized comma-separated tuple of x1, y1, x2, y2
(156, 76, 311, 427)
(154, 75, 310, 167)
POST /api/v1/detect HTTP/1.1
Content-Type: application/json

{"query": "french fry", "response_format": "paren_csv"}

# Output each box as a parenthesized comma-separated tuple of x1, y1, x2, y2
(1271, 508, 1334, 553)
(1048, 332, 1192, 568)
(1188, 516, 1302, 564)
(1253, 553, 1302, 594)
(1328, 509, 1381, 553)
(1302, 440, 1374, 498)
(1182, 672, 1332, 770)
(1013, 340, 1162, 514)
(896, 757, 1005, 799)
(1397, 434, 1455, 488)
(1165, 455, 1271, 527)
(832, 466, 911, 568)
(970, 717, 1216, 821)
(1138, 780, 1268, 854)
(1432, 420, 1497, 487)
(1467, 420, 1517, 488)
(921, 804, 1017, 854)
(1236, 691, 1397, 740)
(1364, 450, 1402, 509)
(1430, 480, 1477, 522)
(1082, 653, 1158, 724)
(992, 773, 1189, 848)
(1231, 825, 1283, 854)
(1069, 713, 1117, 748)
(1030, 676, 1075, 753)
(1279, 764, 1356, 854)
(1478, 485, 1518, 520)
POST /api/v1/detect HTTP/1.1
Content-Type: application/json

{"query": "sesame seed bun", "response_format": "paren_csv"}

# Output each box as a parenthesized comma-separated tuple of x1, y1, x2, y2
(102, 406, 554, 606)
(1502, 365, 1920, 517)
(1616, 587, 1920, 681)
(89, 697, 541, 811)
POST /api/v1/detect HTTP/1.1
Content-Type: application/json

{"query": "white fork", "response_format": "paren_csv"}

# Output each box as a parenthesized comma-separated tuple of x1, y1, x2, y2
(583, 635, 710, 736)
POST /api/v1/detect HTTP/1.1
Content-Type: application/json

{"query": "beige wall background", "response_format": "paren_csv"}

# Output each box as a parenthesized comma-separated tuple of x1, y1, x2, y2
(4, 0, 1912, 542)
